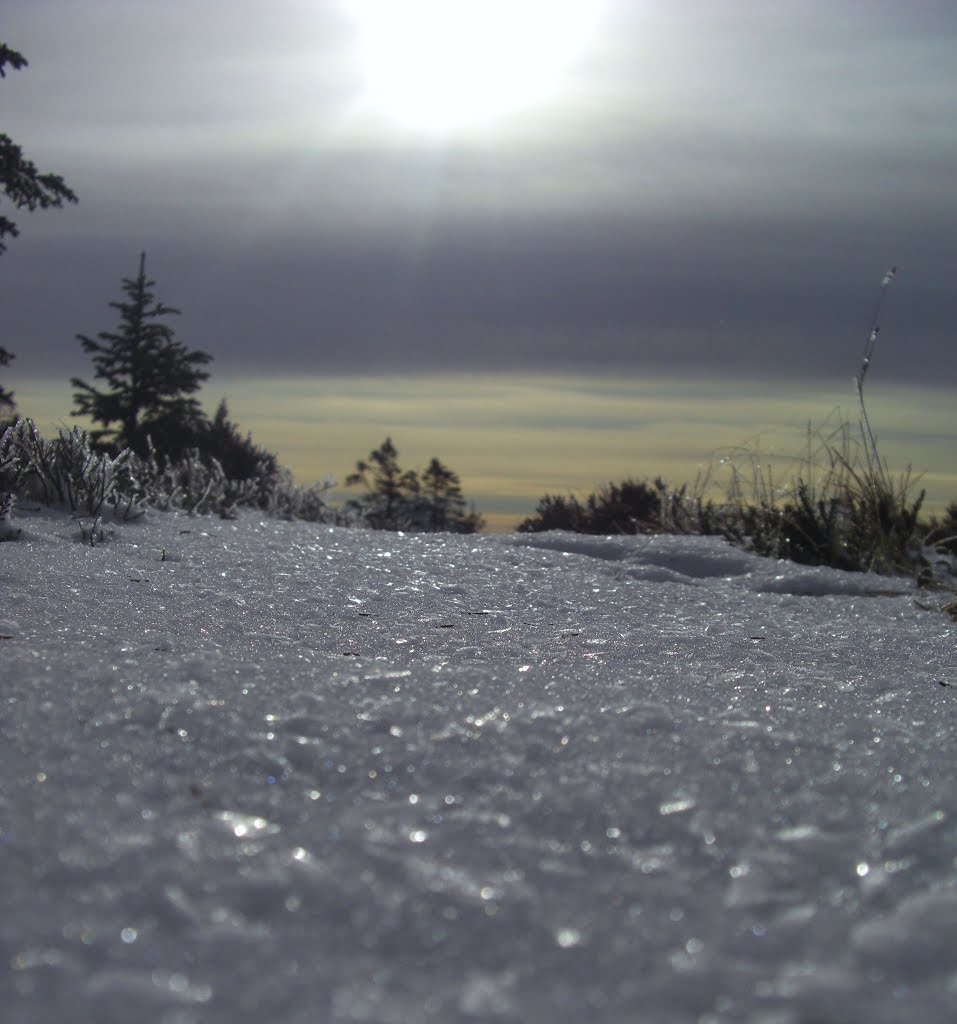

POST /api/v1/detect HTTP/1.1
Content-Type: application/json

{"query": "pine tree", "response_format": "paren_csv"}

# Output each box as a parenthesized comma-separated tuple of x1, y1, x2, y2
(195, 398, 280, 481)
(71, 253, 212, 455)
(421, 457, 467, 532)
(346, 437, 420, 530)
(346, 439, 483, 533)
(1, 44, 77, 253)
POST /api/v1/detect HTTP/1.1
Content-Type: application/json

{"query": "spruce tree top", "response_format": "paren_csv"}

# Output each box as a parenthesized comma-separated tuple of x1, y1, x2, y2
(71, 253, 212, 455)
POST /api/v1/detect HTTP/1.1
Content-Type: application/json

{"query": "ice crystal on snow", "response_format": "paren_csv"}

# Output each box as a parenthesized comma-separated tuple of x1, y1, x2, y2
(1, 508, 955, 1023)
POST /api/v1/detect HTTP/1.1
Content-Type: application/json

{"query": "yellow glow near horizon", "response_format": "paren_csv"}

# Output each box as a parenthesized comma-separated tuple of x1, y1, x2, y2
(14, 373, 957, 531)
(344, 0, 605, 134)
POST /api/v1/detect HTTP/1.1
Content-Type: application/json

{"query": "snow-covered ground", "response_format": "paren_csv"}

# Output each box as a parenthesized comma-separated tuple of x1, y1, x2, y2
(2, 507, 955, 1024)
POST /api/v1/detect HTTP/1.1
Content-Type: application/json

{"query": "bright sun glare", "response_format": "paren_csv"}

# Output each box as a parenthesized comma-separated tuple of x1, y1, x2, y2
(345, 0, 605, 134)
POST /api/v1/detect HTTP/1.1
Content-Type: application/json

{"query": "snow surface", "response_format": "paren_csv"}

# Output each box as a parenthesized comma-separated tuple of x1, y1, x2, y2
(2, 507, 956, 1024)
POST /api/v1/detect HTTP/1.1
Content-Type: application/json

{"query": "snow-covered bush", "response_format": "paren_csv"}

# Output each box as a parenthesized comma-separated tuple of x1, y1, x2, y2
(137, 443, 234, 516)
(137, 442, 338, 522)
(1, 419, 145, 518)
(1, 419, 339, 527)
(261, 469, 348, 523)
(0, 421, 19, 525)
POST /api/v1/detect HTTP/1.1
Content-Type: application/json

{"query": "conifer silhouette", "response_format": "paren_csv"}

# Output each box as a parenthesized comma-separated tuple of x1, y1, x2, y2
(72, 254, 211, 455)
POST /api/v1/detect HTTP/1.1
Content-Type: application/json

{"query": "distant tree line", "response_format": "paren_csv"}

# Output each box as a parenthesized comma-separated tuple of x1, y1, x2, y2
(346, 437, 482, 533)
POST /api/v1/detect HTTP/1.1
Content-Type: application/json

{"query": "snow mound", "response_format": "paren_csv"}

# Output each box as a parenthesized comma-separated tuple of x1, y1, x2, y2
(507, 530, 764, 577)
(506, 530, 914, 596)
(2, 508, 955, 1023)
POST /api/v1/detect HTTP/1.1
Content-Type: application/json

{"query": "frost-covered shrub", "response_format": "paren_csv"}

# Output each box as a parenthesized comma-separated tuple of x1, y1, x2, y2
(0, 421, 19, 511)
(137, 442, 337, 522)
(138, 443, 233, 516)
(713, 418, 928, 575)
(0, 487, 17, 541)
(0, 424, 18, 539)
(1, 420, 145, 518)
(76, 515, 115, 546)
(1, 419, 339, 526)
(262, 470, 343, 523)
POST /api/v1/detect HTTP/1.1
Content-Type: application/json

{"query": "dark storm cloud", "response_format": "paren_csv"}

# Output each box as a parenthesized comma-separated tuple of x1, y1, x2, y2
(5, 210, 953, 384)
(2, 0, 956, 386)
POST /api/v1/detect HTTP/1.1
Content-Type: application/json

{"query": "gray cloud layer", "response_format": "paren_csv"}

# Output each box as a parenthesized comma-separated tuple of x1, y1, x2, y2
(2, 0, 956, 385)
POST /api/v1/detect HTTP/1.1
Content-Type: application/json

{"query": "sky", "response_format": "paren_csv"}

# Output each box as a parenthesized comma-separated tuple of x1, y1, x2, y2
(2, 0, 956, 527)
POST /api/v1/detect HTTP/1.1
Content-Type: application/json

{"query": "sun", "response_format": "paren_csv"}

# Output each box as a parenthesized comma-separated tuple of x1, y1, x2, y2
(344, 0, 605, 134)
